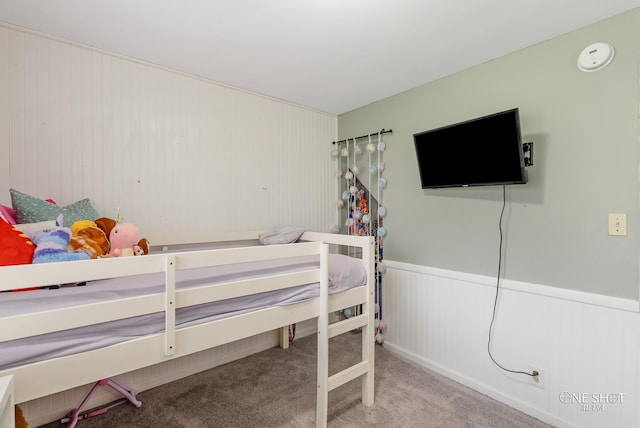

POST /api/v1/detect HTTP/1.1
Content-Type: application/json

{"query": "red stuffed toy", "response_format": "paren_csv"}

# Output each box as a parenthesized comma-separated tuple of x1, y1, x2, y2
(0, 219, 35, 266)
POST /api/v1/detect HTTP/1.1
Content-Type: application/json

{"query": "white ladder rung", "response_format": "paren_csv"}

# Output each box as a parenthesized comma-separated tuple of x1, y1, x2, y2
(328, 361, 369, 392)
(328, 314, 367, 339)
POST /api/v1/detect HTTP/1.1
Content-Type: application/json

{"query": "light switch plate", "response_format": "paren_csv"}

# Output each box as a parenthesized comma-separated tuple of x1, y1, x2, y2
(608, 213, 627, 236)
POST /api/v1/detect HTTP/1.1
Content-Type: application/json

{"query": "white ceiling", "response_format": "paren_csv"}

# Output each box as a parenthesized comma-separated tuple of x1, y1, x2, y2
(0, 1, 639, 115)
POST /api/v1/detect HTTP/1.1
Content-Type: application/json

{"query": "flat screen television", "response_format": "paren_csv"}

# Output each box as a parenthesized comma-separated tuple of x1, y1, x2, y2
(414, 108, 527, 189)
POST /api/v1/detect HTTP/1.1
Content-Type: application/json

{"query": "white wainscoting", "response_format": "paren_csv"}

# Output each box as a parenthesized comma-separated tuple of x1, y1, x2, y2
(383, 261, 639, 428)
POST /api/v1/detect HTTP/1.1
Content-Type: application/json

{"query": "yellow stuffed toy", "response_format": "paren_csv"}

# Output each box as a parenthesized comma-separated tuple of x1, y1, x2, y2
(70, 220, 98, 236)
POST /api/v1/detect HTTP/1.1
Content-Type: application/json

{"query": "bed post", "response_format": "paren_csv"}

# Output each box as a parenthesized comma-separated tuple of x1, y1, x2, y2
(316, 243, 329, 428)
(279, 326, 289, 349)
(0, 375, 14, 428)
(164, 256, 176, 356)
(361, 236, 376, 406)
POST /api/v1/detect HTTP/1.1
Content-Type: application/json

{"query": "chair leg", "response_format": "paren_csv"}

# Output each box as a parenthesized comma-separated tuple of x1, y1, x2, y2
(62, 378, 142, 427)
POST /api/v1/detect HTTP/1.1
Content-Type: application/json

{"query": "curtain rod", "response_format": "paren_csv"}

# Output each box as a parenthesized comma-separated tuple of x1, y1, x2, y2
(332, 128, 392, 145)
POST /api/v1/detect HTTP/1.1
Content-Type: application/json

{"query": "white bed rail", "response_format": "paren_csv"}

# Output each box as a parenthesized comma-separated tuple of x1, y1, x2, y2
(0, 242, 324, 342)
(0, 231, 375, 427)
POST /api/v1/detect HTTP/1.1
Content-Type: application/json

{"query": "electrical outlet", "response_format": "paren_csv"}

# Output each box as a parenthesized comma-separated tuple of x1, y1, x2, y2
(529, 366, 544, 389)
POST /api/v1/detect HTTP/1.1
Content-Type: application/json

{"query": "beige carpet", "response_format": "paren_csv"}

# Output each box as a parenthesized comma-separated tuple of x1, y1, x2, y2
(38, 331, 552, 427)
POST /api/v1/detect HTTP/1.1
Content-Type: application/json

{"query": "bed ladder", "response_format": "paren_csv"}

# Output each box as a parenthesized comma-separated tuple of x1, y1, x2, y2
(316, 309, 374, 427)
(315, 243, 375, 428)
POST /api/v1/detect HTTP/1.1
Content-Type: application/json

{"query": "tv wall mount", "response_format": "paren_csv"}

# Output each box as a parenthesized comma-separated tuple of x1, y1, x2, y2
(523, 142, 533, 167)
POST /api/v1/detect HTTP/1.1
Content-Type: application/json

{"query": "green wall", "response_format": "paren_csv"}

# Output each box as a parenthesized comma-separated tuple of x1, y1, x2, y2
(338, 9, 640, 300)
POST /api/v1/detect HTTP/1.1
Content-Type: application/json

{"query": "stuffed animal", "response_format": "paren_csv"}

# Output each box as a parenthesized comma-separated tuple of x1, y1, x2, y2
(68, 225, 110, 259)
(70, 219, 98, 236)
(95, 216, 148, 257)
(135, 238, 150, 255)
(95, 217, 117, 239)
(0, 218, 35, 266)
(109, 222, 141, 257)
(32, 225, 91, 263)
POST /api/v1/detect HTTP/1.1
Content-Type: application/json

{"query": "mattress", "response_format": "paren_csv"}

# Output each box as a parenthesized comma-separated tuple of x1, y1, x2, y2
(0, 251, 366, 371)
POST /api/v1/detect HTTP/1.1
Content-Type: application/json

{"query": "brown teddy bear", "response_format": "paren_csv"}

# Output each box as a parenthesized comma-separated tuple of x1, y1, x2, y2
(95, 217, 117, 238)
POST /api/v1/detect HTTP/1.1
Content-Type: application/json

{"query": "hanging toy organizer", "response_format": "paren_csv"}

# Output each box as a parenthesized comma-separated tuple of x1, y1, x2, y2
(330, 128, 391, 345)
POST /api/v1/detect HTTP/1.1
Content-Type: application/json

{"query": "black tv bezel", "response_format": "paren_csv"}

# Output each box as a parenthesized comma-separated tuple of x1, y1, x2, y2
(413, 108, 527, 189)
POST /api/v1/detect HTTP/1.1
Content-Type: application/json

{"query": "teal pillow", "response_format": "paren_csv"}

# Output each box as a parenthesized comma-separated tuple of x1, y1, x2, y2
(10, 188, 100, 227)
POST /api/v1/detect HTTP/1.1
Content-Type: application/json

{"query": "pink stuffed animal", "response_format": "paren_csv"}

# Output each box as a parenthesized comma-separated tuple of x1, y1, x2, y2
(109, 222, 141, 257)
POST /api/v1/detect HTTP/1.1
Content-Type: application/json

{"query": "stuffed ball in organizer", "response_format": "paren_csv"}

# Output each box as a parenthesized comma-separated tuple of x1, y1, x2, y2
(109, 222, 142, 257)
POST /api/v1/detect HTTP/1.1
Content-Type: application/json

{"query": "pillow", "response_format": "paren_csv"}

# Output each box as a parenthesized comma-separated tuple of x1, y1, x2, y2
(0, 204, 17, 225)
(258, 227, 305, 245)
(14, 220, 57, 241)
(328, 254, 367, 293)
(10, 188, 100, 227)
(0, 199, 56, 226)
(0, 217, 35, 266)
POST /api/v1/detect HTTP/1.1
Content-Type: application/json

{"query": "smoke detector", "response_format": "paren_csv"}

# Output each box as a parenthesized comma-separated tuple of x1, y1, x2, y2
(577, 42, 615, 72)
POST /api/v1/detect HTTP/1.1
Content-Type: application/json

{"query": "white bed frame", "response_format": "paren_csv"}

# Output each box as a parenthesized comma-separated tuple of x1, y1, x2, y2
(0, 231, 375, 428)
